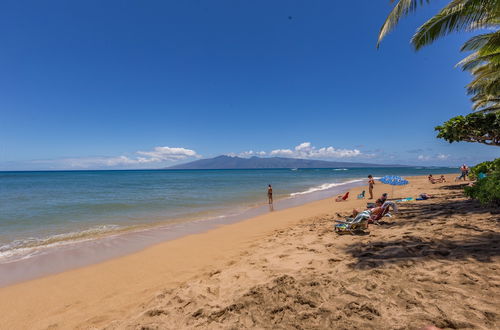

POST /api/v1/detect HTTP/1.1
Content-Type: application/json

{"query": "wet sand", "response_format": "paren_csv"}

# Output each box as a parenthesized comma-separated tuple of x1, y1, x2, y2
(0, 174, 498, 329)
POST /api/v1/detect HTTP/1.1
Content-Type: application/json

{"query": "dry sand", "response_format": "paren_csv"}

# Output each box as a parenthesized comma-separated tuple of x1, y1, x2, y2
(0, 174, 498, 329)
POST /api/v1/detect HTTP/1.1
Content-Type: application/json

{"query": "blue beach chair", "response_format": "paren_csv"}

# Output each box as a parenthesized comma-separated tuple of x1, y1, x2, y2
(334, 210, 371, 235)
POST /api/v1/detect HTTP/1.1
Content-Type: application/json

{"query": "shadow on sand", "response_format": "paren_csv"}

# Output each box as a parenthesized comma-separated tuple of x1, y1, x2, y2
(345, 232, 500, 269)
(344, 194, 500, 269)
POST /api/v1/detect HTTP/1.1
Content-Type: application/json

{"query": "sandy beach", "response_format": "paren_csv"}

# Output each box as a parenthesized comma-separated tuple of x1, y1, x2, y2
(0, 174, 498, 329)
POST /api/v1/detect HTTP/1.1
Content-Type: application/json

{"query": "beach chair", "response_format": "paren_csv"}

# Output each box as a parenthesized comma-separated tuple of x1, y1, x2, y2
(369, 201, 398, 223)
(334, 210, 371, 234)
(335, 192, 349, 202)
(357, 190, 365, 199)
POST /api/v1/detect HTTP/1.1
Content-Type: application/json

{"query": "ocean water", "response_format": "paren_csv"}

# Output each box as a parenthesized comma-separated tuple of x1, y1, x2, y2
(0, 167, 457, 264)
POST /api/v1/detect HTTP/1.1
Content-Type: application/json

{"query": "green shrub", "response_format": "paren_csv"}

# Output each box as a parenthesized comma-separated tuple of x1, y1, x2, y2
(469, 158, 500, 180)
(464, 167, 500, 206)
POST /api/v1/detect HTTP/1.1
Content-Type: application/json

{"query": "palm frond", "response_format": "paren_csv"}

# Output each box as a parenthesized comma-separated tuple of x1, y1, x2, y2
(475, 104, 500, 113)
(377, 0, 432, 48)
(458, 51, 500, 71)
(466, 61, 500, 111)
(411, 0, 499, 50)
(461, 31, 500, 52)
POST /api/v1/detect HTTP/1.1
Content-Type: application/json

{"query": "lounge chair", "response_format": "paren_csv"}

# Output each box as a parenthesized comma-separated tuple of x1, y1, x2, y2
(369, 201, 398, 223)
(334, 210, 371, 234)
(357, 190, 365, 199)
(335, 192, 349, 202)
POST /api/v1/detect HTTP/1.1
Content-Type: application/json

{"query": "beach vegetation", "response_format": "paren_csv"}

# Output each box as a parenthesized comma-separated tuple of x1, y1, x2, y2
(468, 158, 500, 179)
(464, 159, 500, 205)
(378, 0, 500, 144)
(435, 111, 500, 146)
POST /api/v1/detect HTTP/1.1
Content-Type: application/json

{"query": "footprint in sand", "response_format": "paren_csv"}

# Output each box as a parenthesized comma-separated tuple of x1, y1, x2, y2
(146, 309, 168, 317)
(328, 258, 342, 264)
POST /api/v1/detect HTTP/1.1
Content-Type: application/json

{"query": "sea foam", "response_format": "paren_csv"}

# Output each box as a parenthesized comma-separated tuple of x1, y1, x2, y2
(289, 179, 364, 197)
(0, 224, 122, 263)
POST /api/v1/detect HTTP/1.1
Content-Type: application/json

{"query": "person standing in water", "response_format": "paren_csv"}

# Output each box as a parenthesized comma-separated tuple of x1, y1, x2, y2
(267, 184, 273, 204)
(368, 175, 375, 199)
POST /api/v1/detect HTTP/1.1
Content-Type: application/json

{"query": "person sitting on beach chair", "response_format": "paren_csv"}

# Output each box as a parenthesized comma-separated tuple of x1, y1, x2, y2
(335, 191, 349, 202)
(357, 190, 365, 199)
(352, 198, 384, 218)
(365, 197, 383, 209)
(368, 200, 398, 224)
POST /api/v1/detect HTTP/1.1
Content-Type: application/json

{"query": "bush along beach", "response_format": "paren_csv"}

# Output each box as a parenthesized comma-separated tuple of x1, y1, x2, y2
(465, 158, 500, 206)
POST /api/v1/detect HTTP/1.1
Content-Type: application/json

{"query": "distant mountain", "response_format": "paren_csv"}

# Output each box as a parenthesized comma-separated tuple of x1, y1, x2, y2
(166, 155, 406, 170)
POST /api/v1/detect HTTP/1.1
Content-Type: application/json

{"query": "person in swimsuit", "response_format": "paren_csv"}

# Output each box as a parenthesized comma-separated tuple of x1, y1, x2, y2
(459, 164, 469, 181)
(267, 184, 273, 204)
(368, 175, 375, 199)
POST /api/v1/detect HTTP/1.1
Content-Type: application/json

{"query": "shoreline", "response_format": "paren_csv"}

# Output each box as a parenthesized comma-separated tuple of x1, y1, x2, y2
(0, 178, 367, 287)
(2, 173, 495, 329)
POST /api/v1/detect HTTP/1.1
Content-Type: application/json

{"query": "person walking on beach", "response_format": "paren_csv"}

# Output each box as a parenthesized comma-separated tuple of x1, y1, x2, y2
(267, 184, 273, 204)
(459, 164, 469, 181)
(368, 175, 375, 199)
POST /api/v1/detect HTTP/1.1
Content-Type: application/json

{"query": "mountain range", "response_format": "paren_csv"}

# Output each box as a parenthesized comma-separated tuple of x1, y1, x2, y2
(166, 155, 405, 170)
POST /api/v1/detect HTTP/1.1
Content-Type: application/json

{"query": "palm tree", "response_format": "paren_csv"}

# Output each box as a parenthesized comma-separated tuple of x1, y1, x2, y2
(458, 30, 500, 112)
(377, 0, 499, 49)
(377, 0, 500, 114)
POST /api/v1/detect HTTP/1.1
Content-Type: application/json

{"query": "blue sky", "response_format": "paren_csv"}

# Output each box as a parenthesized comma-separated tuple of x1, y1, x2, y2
(1, 0, 498, 170)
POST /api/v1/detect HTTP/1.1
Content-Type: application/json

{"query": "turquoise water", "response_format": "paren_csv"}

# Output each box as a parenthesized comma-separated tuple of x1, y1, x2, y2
(0, 167, 457, 261)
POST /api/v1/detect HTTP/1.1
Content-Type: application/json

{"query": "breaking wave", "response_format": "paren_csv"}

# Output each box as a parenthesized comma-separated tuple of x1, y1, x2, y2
(289, 179, 364, 197)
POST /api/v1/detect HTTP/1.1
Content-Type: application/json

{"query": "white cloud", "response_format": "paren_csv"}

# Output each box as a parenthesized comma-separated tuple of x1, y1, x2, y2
(295, 142, 312, 152)
(270, 149, 294, 156)
(43, 146, 200, 168)
(270, 142, 361, 159)
(234, 150, 267, 158)
(418, 155, 431, 161)
(418, 153, 451, 161)
(136, 146, 198, 161)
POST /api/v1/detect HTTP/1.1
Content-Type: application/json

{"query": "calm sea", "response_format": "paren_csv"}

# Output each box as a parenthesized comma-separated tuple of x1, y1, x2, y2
(0, 167, 457, 264)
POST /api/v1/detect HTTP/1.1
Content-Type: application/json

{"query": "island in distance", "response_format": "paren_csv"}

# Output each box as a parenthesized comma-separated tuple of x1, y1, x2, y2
(165, 155, 407, 170)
